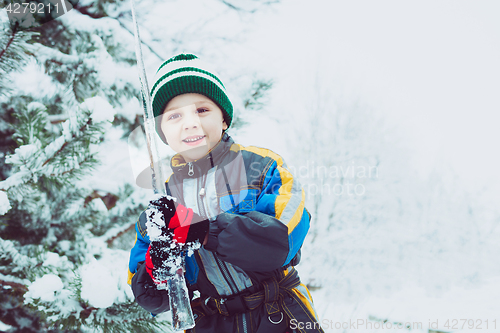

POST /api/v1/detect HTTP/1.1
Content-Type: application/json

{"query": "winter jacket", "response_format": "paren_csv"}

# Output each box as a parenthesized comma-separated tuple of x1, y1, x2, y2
(128, 132, 323, 333)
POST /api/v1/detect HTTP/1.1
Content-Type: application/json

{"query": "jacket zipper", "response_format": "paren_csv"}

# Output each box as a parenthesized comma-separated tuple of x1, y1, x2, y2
(242, 313, 248, 333)
(190, 158, 247, 332)
(214, 255, 238, 294)
(198, 173, 210, 220)
(188, 162, 194, 176)
(192, 163, 240, 295)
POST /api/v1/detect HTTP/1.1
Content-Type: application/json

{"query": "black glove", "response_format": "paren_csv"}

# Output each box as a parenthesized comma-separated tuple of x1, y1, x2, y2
(131, 261, 170, 314)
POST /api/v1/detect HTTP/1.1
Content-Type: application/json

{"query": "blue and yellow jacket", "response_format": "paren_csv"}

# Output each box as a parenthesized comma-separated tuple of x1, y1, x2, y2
(128, 133, 322, 333)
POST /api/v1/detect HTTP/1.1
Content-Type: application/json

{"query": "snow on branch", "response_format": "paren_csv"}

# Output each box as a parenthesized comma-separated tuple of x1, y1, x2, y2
(0, 20, 37, 74)
(0, 238, 38, 275)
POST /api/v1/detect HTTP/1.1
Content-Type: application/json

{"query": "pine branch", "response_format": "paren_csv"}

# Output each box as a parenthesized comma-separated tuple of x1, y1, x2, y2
(43, 301, 170, 333)
(41, 115, 93, 166)
(115, 15, 164, 61)
(74, 3, 107, 19)
(0, 22, 17, 65)
(0, 239, 55, 281)
(220, 0, 240, 11)
(0, 238, 38, 270)
(47, 153, 97, 179)
(35, 43, 80, 66)
(0, 21, 36, 75)
(105, 223, 134, 247)
(243, 78, 273, 110)
(219, 0, 280, 13)
(0, 279, 28, 292)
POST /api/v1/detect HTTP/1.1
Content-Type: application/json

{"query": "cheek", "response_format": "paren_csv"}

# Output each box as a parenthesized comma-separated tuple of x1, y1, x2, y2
(160, 122, 167, 137)
(205, 122, 222, 136)
(161, 123, 176, 143)
(204, 116, 224, 130)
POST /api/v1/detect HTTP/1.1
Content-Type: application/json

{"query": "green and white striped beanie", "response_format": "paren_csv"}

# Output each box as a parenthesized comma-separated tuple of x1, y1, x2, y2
(150, 53, 233, 143)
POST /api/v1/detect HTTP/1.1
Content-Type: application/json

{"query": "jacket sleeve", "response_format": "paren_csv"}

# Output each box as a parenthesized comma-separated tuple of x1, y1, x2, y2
(128, 211, 171, 314)
(128, 211, 150, 285)
(204, 156, 310, 272)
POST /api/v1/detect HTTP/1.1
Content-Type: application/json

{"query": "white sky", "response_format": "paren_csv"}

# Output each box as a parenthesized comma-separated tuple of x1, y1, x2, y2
(234, 0, 500, 193)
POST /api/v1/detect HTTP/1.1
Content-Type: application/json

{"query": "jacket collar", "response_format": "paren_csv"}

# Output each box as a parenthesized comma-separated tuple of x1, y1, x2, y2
(170, 132, 234, 178)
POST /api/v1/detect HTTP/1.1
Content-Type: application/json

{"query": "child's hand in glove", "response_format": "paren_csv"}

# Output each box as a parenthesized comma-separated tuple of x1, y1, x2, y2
(145, 195, 209, 284)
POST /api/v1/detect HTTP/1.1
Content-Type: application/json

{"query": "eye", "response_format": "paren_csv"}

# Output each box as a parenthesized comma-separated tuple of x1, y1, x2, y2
(196, 108, 209, 114)
(167, 113, 180, 120)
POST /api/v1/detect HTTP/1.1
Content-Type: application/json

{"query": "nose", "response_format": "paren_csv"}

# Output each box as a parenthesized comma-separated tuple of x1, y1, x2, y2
(182, 106, 201, 130)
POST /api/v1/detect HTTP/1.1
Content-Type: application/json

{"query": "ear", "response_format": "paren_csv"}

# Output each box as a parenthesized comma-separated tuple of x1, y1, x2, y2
(222, 120, 228, 131)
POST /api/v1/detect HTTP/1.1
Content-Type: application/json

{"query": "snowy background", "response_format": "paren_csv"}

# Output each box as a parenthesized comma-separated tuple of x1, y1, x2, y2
(1, 0, 500, 332)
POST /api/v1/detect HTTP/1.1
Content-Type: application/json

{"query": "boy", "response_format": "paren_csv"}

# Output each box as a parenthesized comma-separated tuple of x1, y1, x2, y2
(128, 53, 323, 333)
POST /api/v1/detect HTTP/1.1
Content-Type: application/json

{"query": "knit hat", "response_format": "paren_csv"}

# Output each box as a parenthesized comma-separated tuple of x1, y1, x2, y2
(150, 53, 233, 143)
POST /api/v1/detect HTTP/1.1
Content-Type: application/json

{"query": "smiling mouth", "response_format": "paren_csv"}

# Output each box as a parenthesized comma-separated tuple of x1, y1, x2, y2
(182, 135, 206, 143)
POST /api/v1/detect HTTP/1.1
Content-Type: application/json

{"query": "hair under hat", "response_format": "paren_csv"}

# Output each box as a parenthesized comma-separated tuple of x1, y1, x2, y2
(150, 53, 233, 143)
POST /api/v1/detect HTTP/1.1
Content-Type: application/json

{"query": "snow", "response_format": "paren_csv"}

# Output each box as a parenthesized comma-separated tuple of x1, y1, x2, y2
(310, 276, 500, 332)
(88, 198, 109, 215)
(0, 191, 11, 215)
(5, 142, 40, 167)
(0, 320, 12, 331)
(0, 272, 29, 286)
(118, 96, 141, 124)
(78, 231, 134, 309)
(0, 170, 31, 191)
(10, 60, 58, 98)
(146, 203, 168, 232)
(42, 252, 73, 270)
(24, 274, 81, 319)
(58, 240, 71, 252)
(25, 274, 64, 303)
(42, 252, 62, 267)
(86, 126, 154, 193)
(80, 256, 128, 308)
(81, 96, 116, 124)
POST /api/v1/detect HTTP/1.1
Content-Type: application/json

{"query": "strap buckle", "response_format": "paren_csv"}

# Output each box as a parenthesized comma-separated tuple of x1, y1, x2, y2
(220, 294, 248, 315)
(268, 312, 284, 324)
(200, 295, 217, 316)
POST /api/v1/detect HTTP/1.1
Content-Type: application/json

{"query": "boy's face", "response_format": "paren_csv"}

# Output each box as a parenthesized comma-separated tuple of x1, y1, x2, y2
(160, 93, 228, 162)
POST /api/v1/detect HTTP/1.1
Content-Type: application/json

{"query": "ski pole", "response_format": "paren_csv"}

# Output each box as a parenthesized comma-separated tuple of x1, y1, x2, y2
(129, 0, 195, 330)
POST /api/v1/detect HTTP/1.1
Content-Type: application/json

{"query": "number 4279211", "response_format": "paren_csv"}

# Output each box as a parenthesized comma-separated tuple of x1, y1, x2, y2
(5, 2, 63, 14)
(443, 319, 496, 330)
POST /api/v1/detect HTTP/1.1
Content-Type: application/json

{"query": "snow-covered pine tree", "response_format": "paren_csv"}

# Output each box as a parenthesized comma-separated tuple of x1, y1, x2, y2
(0, 7, 161, 333)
